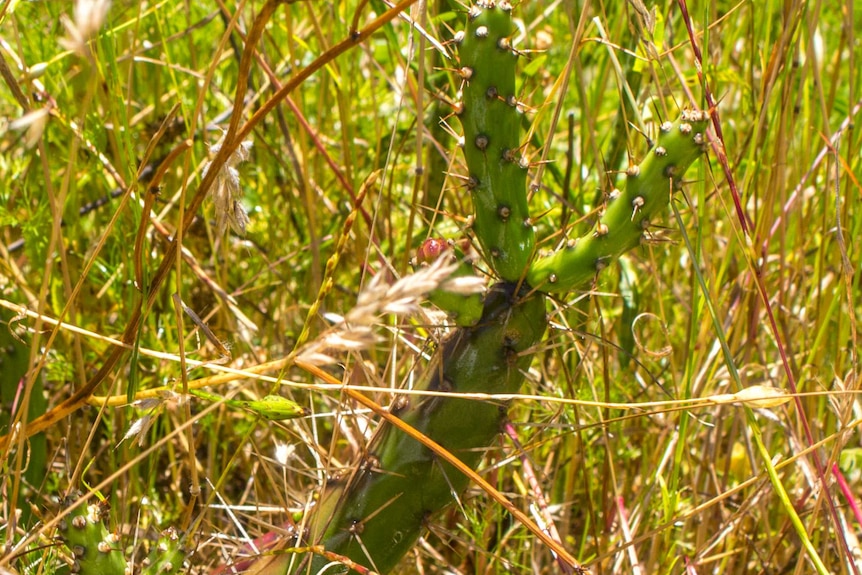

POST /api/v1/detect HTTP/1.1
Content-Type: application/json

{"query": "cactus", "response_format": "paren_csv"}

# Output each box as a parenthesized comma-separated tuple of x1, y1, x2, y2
(252, 283, 547, 575)
(237, 3, 710, 574)
(527, 109, 710, 292)
(141, 527, 187, 575)
(57, 491, 188, 575)
(455, 0, 535, 282)
(58, 493, 126, 575)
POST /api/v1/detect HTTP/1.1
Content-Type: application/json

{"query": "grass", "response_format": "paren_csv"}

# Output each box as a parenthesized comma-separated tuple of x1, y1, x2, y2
(1, 0, 861, 573)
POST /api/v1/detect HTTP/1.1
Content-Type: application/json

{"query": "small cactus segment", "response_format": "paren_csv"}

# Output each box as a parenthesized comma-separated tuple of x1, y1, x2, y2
(142, 527, 187, 575)
(527, 110, 710, 292)
(58, 493, 126, 575)
(413, 238, 484, 326)
(456, 0, 535, 281)
(292, 283, 547, 574)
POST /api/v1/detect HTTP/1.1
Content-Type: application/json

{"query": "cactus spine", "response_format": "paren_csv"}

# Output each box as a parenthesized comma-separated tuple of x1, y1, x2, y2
(456, 0, 535, 282)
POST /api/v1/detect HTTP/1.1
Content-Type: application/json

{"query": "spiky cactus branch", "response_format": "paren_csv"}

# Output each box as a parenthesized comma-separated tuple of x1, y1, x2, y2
(456, 0, 535, 282)
(527, 110, 710, 292)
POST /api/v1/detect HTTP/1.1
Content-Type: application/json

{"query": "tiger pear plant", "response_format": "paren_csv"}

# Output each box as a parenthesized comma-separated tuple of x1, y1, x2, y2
(241, 1, 709, 573)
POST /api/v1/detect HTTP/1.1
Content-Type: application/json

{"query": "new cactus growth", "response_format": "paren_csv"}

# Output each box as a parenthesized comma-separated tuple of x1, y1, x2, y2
(456, 0, 535, 282)
(527, 110, 710, 292)
(142, 527, 187, 575)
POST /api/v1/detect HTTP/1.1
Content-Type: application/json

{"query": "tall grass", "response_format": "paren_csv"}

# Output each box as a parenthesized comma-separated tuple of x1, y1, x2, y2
(1, 0, 860, 573)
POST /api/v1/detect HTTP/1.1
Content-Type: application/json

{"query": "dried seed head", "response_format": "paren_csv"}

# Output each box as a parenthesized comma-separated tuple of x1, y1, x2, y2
(205, 138, 254, 237)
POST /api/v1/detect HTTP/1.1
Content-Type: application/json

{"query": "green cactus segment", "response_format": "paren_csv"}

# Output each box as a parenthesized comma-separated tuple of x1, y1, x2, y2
(295, 283, 547, 574)
(142, 527, 188, 575)
(414, 238, 485, 326)
(457, 0, 535, 282)
(58, 493, 127, 575)
(527, 110, 710, 292)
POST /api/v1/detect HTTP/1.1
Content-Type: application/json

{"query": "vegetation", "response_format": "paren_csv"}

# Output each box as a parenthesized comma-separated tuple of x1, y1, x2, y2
(1, 0, 860, 574)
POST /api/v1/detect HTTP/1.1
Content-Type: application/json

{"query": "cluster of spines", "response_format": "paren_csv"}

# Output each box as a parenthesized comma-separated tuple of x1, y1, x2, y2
(526, 109, 710, 292)
(453, 0, 535, 282)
